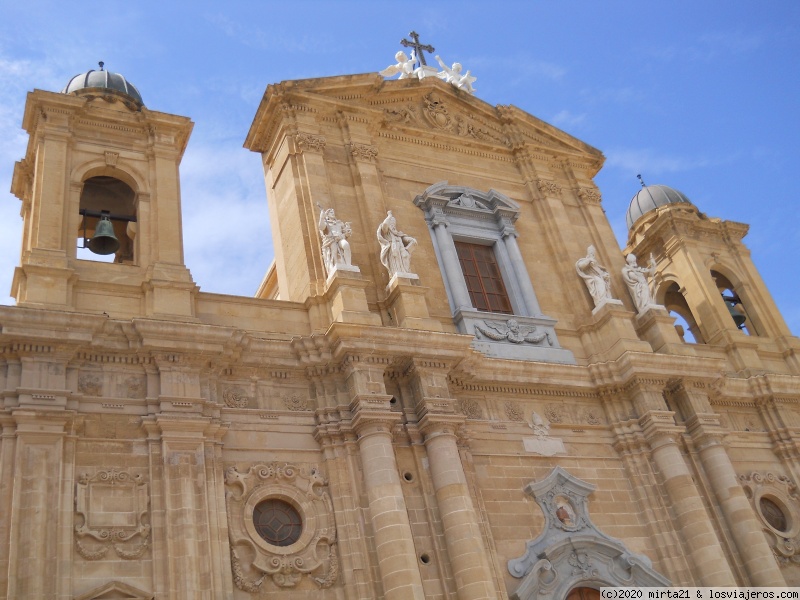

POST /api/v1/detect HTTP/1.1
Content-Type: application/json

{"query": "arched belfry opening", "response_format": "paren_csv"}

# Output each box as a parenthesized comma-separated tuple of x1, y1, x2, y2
(661, 281, 704, 344)
(711, 270, 754, 335)
(78, 175, 137, 264)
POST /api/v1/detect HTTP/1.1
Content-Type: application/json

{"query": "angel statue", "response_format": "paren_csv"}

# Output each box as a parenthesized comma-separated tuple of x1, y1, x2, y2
(621, 253, 659, 314)
(474, 319, 552, 346)
(380, 50, 418, 79)
(434, 55, 477, 94)
(377, 211, 417, 277)
(318, 205, 353, 276)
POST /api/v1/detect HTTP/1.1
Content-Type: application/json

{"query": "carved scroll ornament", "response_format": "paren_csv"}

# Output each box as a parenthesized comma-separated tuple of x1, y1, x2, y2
(225, 462, 338, 591)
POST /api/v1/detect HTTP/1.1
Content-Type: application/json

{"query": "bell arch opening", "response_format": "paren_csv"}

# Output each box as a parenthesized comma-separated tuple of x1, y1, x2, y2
(661, 281, 704, 344)
(711, 270, 755, 335)
(77, 175, 137, 264)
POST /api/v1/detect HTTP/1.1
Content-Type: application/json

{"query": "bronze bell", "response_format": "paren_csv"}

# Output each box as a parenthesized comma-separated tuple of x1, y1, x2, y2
(87, 215, 120, 255)
(721, 294, 746, 330)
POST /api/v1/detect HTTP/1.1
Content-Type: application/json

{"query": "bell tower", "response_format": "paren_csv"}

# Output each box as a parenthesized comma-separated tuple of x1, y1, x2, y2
(10, 64, 197, 318)
(624, 182, 799, 373)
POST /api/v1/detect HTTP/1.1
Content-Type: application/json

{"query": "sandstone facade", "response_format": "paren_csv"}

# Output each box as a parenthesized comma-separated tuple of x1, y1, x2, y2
(1, 69, 799, 599)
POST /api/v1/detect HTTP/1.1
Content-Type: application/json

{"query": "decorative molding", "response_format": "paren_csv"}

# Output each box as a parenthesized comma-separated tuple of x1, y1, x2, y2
(225, 463, 337, 590)
(537, 179, 562, 198)
(223, 386, 250, 408)
(458, 398, 483, 420)
(475, 319, 552, 346)
(739, 471, 800, 567)
(508, 467, 669, 599)
(347, 142, 378, 162)
(283, 393, 310, 411)
(577, 187, 601, 205)
(104, 151, 119, 167)
(74, 469, 150, 560)
(545, 403, 564, 424)
(505, 401, 525, 422)
(295, 133, 326, 153)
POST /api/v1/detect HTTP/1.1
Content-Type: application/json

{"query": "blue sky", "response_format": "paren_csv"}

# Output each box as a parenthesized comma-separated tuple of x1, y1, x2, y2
(1, 1, 798, 333)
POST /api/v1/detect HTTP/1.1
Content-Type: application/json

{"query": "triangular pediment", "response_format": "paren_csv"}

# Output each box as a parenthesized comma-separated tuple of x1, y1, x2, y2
(246, 72, 604, 169)
(74, 580, 153, 600)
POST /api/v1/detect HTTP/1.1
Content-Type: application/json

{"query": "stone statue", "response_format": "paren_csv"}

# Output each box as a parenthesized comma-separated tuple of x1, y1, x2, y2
(575, 245, 614, 307)
(621, 253, 659, 313)
(318, 206, 352, 276)
(434, 55, 477, 94)
(380, 50, 418, 79)
(376, 211, 417, 277)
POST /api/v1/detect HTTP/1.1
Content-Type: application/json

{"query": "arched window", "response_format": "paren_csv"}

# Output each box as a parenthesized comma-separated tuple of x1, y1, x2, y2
(77, 175, 137, 264)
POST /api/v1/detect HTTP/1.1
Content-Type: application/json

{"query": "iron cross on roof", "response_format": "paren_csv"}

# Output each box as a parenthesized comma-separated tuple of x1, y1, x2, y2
(400, 31, 434, 67)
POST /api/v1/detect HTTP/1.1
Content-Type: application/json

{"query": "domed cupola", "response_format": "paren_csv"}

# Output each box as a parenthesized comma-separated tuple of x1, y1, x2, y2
(61, 62, 143, 110)
(626, 178, 693, 230)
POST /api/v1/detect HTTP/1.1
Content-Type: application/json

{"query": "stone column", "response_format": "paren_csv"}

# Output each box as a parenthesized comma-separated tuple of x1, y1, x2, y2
(431, 216, 472, 311)
(692, 424, 785, 585)
(667, 378, 785, 585)
(419, 416, 496, 600)
(501, 225, 541, 316)
(640, 411, 737, 586)
(347, 360, 425, 600)
(352, 414, 426, 600)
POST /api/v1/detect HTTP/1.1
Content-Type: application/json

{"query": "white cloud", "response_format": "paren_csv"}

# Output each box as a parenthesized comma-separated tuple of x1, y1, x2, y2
(604, 147, 724, 175)
(550, 109, 587, 129)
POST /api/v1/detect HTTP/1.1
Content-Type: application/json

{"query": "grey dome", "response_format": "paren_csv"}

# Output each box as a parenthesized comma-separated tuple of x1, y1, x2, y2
(61, 64, 143, 108)
(626, 184, 692, 230)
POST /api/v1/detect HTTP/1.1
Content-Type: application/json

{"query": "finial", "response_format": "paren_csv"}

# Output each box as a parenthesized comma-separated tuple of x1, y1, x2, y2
(98, 61, 105, 71)
(637, 174, 646, 188)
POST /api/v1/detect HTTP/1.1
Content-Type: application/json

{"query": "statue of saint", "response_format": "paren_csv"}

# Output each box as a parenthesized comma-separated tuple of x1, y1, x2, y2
(318, 207, 353, 276)
(434, 55, 477, 94)
(575, 245, 614, 307)
(380, 50, 418, 79)
(621, 253, 659, 313)
(377, 211, 416, 277)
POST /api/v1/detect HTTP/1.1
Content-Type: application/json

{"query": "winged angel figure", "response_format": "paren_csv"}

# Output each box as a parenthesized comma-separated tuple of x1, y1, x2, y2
(474, 319, 552, 346)
(380, 50, 418, 79)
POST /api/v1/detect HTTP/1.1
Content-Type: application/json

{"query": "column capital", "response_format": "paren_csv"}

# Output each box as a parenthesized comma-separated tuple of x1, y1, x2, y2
(417, 413, 465, 441)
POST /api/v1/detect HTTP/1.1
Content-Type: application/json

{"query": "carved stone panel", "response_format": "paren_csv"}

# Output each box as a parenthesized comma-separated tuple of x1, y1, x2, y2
(225, 463, 338, 592)
(74, 469, 150, 560)
(740, 471, 800, 568)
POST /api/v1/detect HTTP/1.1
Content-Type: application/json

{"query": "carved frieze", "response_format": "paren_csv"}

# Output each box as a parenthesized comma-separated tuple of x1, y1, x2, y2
(225, 463, 337, 591)
(383, 92, 508, 146)
(283, 393, 310, 411)
(504, 401, 524, 422)
(74, 469, 150, 560)
(475, 319, 552, 346)
(223, 386, 250, 408)
(458, 398, 483, 420)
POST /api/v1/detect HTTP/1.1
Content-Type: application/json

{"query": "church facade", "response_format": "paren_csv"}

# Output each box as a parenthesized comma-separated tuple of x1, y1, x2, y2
(1, 60, 799, 600)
